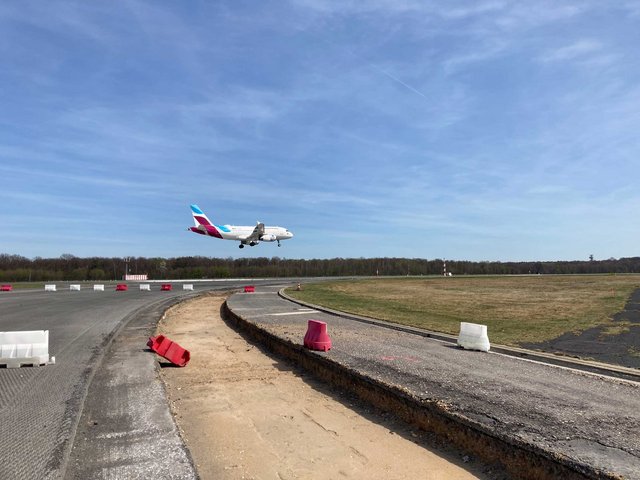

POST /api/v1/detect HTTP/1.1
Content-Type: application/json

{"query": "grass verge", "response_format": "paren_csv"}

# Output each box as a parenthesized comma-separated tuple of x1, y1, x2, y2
(286, 275, 640, 346)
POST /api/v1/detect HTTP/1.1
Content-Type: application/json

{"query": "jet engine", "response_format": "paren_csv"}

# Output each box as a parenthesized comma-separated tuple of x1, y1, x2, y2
(260, 234, 277, 242)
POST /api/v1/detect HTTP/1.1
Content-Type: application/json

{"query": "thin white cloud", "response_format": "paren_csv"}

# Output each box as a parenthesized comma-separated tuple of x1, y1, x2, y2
(290, 0, 431, 15)
(493, 3, 587, 30)
(442, 39, 509, 74)
(440, 1, 508, 19)
(0, 3, 116, 45)
(179, 88, 285, 122)
(539, 39, 603, 63)
(624, 1, 640, 17)
(292, 0, 590, 31)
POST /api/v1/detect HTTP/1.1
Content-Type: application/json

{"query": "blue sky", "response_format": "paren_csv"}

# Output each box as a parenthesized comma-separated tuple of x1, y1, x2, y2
(1, 1, 639, 261)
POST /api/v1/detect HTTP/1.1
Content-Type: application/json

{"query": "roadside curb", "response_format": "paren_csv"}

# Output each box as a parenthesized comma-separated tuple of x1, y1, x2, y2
(223, 296, 616, 480)
(278, 288, 640, 383)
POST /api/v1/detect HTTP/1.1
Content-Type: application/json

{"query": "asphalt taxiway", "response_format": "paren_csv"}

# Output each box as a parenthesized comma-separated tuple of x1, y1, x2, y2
(0, 280, 291, 479)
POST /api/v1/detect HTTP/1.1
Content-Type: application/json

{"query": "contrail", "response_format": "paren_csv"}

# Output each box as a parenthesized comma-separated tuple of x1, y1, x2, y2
(365, 62, 428, 99)
(298, 23, 429, 99)
(332, 37, 429, 99)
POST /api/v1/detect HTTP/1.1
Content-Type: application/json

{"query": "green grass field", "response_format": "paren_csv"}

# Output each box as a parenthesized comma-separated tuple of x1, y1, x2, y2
(286, 275, 640, 345)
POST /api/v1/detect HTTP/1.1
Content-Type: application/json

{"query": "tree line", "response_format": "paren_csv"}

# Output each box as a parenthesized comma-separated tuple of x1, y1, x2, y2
(0, 254, 639, 282)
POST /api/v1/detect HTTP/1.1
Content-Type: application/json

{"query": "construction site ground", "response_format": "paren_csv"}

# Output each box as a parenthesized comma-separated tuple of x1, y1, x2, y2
(158, 293, 495, 479)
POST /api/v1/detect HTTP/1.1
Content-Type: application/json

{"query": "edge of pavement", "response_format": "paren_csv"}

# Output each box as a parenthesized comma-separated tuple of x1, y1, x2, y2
(278, 288, 640, 382)
(62, 292, 203, 480)
(222, 288, 628, 480)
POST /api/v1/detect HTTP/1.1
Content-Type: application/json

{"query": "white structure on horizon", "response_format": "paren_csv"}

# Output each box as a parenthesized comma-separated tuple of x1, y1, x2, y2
(124, 274, 148, 281)
(443, 261, 453, 277)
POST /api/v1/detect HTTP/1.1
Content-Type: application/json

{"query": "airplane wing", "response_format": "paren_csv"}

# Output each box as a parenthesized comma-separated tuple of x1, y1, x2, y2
(243, 222, 265, 242)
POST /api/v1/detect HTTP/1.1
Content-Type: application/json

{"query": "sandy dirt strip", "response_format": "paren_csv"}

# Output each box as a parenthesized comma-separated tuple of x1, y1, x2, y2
(157, 293, 493, 480)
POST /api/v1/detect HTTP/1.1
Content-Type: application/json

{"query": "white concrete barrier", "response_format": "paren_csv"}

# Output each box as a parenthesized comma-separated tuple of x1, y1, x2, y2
(0, 330, 55, 368)
(457, 322, 490, 352)
(45, 284, 57, 292)
(140, 284, 151, 291)
(183, 284, 194, 291)
(70, 284, 81, 291)
(93, 284, 105, 291)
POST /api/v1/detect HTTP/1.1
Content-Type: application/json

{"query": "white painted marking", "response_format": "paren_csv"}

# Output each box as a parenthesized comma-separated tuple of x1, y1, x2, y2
(266, 310, 318, 316)
(491, 351, 640, 386)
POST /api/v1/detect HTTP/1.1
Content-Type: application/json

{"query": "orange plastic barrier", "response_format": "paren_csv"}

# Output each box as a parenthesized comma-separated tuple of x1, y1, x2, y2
(161, 284, 172, 291)
(243, 285, 255, 293)
(115, 284, 128, 291)
(303, 319, 332, 352)
(147, 335, 190, 367)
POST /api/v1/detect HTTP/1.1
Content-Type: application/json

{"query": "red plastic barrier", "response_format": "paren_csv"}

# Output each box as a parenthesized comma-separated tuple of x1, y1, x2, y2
(147, 335, 190, 367)
(0, 285, 12, 292)
(243, 285, 255, 293)
(303, 319, 332, 352)
(161, 284, 172, 291)
(115, 284, 128, 291)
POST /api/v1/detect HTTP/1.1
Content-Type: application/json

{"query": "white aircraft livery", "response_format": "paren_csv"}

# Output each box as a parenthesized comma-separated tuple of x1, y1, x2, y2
(188, 204, 293, 249)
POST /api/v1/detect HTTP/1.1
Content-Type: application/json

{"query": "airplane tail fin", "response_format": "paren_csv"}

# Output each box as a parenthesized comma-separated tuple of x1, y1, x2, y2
(189, 204, 224, 239)
(190, 204, 213, 227)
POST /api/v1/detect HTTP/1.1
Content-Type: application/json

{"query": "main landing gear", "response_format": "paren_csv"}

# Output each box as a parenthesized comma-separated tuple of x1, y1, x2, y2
(239, 244, 244, 249)
(277, 240, 281, 247)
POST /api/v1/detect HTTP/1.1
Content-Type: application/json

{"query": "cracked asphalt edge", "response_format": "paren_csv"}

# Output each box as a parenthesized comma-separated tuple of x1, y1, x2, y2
(63, 293, 202, 480)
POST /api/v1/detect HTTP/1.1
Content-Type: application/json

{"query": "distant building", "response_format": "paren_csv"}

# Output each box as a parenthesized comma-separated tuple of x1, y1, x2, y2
(124, 274, 148, 281)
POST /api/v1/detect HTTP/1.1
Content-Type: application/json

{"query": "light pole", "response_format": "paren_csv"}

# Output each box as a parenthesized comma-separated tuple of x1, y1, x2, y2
(124, 257, 130, 281)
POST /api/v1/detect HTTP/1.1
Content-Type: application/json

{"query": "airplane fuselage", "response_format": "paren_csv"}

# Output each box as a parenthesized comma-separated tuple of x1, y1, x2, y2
(189, 224, 292, 242)
(188, 205, 293, 248)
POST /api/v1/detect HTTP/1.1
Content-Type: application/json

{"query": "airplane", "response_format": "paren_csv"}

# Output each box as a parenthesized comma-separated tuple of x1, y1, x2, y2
(188, 204, 293, 249)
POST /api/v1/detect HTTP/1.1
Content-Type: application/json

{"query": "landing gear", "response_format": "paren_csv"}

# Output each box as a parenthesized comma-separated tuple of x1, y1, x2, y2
(239, 244, 244, 249)
(277, 240, 281, 247)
